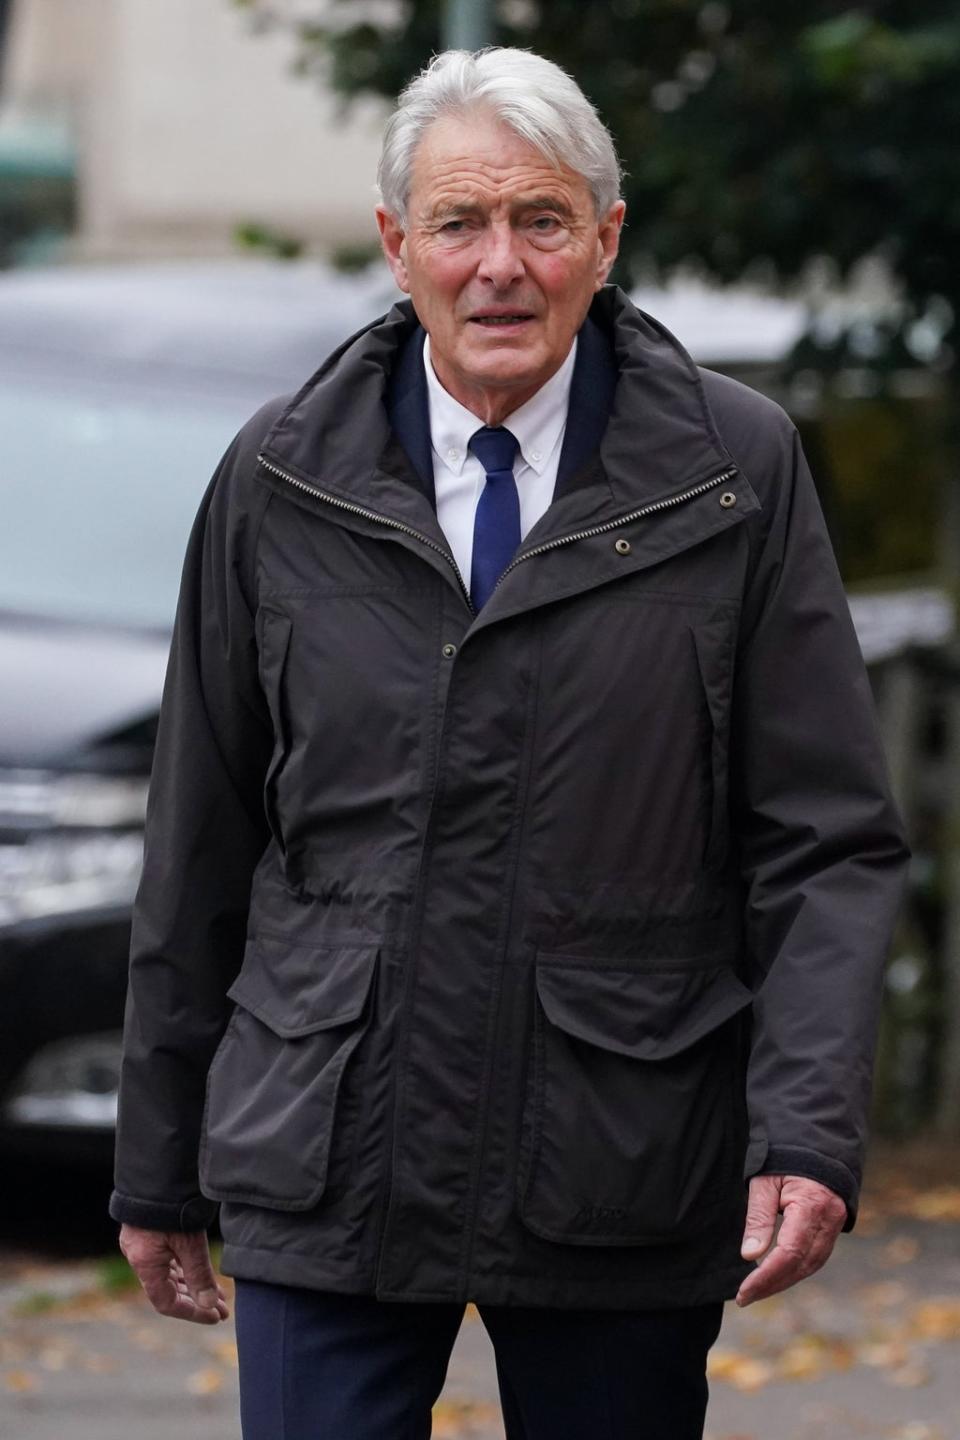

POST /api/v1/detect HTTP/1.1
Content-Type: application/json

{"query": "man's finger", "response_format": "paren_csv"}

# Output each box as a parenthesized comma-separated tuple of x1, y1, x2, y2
(740, 1173, 782, 1260)
(171, 1232, 229, 1316)
(737, 1186, 844, 1306)
(139, 1265, 227, 1325)
(119, 1226, 228, 1324)
(737, 1196, 812, 1305)
(736, 1242, 806, 1306)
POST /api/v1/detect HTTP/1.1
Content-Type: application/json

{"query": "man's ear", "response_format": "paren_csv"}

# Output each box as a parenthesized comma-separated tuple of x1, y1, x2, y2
(376, 206, 411, 293)
(595, 200, 626, 289)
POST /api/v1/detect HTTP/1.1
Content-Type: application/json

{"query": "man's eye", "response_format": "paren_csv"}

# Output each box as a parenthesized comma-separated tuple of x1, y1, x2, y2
(441, 220, 467, 233)
(531, 216, 562, 232)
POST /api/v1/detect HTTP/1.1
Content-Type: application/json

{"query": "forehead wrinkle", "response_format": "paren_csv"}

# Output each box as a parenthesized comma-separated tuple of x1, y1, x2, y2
(415, 166, 584, 221)
(420, 158, 570, 194)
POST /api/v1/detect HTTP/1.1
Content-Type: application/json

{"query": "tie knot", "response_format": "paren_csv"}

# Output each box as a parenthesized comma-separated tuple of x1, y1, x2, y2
(468, 425, 520, 476)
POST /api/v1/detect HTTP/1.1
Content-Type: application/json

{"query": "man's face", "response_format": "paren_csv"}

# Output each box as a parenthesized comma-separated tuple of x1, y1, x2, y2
(377, 111, 624, 423)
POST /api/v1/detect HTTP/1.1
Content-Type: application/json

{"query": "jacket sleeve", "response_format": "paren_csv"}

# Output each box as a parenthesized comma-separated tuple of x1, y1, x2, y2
(732, 422, 910, 1231)
(109, 422, 274, 1232)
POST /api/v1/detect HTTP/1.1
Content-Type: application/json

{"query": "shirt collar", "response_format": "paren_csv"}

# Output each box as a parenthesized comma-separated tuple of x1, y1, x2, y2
(423, 332, 577, 478)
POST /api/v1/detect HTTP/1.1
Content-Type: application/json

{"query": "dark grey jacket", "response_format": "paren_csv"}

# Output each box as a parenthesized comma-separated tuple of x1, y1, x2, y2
(110, 286, 909, 1309)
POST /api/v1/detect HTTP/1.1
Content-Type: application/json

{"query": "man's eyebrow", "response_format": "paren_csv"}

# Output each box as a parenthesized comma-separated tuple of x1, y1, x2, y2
(424, 199, 484, 221)
(513, 194, 576, 217)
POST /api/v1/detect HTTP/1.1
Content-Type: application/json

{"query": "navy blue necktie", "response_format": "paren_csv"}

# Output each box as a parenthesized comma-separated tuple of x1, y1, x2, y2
(468, 426, 521, 611)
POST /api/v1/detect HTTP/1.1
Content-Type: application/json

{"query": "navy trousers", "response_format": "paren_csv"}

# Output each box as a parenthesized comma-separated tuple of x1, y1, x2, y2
(234, 1280, 724, 1439)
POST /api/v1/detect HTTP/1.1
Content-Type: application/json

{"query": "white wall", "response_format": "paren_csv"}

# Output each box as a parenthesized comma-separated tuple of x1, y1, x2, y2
(4, 0, 388, 257)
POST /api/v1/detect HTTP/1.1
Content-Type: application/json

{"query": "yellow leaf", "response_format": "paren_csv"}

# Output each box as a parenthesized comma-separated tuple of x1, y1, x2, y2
(857, 1340, 910, 1369)
(211, 1339, 239, 1366)
(906, 1187, 960, 1222)
(909, 1299, 960, 1340)
(186, 1368, 225, 1396)
(776, 1339, 825, 1381)
(4, 1369, 39, 1394)
(711, 1353, 775, 1392)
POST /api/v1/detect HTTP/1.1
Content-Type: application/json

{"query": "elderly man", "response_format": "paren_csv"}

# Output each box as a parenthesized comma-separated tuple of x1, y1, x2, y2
(111, 46, 908, 1440)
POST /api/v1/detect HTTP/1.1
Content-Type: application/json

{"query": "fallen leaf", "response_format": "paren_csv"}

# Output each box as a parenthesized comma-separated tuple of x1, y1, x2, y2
(4, 1369, 40, 1394)
(905, 1187, 960, 1222)
(431, 1398, 501, 1437)
(38, 1345, 72, 1372)
(776, 1337, 826, 1381)
(857, 1280, 909, 1308)
(83, 1353, 118, 1374)
(880, 1236, 920, 1266)
(707, 1351, 775, 1392)
(908, 1299, 960, 1340)
(186, 1367, 225, 1396)
(887, 1361, 931, 1388)
(857, 1340, 910, 1369)
(130, 1326, 167, 1352)
(206, 1339, 239, 1367)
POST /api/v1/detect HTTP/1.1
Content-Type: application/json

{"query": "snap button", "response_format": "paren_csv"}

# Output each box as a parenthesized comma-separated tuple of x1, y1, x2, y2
(719, 491, 737, 509)
(441, 643, 457, 659)
(614, 538, 631, 555)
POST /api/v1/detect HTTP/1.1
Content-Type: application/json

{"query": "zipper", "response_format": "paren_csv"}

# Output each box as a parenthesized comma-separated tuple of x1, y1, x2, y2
(259, 452, 739, 611)
(492, 465, 739, 593)
(257, 453, 476, 614)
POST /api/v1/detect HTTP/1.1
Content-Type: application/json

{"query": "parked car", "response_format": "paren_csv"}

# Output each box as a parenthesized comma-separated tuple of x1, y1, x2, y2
(0, 259, 398, 1164)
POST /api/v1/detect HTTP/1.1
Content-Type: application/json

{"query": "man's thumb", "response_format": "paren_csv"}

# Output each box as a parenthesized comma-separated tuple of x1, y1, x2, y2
(741, 1174, 782, 1260)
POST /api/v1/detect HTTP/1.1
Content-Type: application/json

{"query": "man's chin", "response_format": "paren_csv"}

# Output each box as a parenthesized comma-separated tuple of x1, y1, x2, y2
(458, 346, 550, 391)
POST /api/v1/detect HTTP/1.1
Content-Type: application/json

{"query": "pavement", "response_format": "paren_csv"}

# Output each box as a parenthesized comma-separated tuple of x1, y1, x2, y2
(1, 1145, 958, 1440)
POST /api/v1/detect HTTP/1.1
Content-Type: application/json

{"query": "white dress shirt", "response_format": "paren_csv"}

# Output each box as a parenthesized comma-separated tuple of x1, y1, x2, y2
(423, 333, 577, 596)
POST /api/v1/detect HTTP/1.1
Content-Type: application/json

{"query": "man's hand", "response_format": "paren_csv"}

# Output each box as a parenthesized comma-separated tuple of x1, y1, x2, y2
(736, 1174, 848, 1308)
(119, 1224, 230, 1324)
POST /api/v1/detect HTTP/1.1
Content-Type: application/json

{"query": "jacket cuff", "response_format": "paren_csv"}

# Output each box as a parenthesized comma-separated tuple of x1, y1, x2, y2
(108, 1189, 219, 1232)
(756, 1145, 859, 1232)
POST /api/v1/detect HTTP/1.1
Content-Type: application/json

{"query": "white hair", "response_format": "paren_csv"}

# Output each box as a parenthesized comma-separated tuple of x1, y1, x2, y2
(377, 47, 623, 224)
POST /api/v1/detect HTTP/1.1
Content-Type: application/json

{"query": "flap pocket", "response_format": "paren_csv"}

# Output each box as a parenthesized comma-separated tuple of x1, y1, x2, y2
(227, 937, 377, 1037)
(517, 955, 753, 1246)
(535, 956, 754, 1060)
(200, 940, 379, 1210)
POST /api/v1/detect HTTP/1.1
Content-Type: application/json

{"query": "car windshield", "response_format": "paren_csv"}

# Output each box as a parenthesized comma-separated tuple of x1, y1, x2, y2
(0, 373, 260, 628)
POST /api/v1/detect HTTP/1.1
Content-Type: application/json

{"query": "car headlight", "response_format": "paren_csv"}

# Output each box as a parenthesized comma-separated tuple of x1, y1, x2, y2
(0, 769, 148, 926)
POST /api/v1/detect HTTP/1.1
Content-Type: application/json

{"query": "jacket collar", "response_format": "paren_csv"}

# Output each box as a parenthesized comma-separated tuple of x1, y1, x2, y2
(256, 287, 758, 625)
(260, 287, 732, 514)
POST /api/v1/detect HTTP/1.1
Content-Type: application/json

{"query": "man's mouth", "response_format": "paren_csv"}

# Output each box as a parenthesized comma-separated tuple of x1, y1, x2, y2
(469, 313, 535, 327)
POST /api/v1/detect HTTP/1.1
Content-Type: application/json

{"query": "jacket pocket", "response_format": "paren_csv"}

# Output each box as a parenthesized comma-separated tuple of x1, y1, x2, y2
(692, 617, 735, 871)
(257, 607, 293, 856)
(199, 938, 378, 1210)
(516, 954, 753, 1245)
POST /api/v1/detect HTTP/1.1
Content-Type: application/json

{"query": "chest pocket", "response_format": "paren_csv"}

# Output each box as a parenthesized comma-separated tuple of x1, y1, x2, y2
(516, 954, 753, 1245)
(254, 589, 432, 864)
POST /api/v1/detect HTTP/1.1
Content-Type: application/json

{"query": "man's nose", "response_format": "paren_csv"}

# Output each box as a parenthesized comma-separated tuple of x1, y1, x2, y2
(476, 223, 525, 288)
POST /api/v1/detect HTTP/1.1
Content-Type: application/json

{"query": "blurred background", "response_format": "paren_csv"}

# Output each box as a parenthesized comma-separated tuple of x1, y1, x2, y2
(0, 3, 958, 1438)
